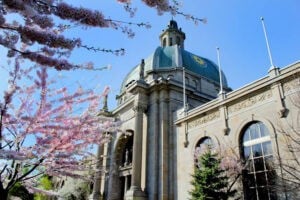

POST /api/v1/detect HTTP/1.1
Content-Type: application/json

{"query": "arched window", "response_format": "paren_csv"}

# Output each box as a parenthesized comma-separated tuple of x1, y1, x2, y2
(195, 137, 213, 167)
(121, 135, 133, 166)
(196, 137, 213, 150)
(241, 122, 277, 200)
(115, 132, 134, 199)
(163, 38, 166, 47)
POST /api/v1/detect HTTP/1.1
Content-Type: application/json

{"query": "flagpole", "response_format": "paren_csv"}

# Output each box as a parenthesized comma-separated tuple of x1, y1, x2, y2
(260, 17, 275, 71)
(183, 67, 187, 113)
(216, 47, 224, 95)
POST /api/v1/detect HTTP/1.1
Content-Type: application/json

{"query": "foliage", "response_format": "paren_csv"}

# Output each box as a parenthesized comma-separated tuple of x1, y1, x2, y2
(0, 63, 119, 199)
(0, 0, 205, 71)
(34, 175, 53, 200)
(39, 175, 53, 190)
(0, 1, 206, 199)
(190, 148, 237, 200)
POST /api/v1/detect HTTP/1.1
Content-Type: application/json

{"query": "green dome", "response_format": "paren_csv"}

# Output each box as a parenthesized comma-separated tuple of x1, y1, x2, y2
(121, 46, 228, 92)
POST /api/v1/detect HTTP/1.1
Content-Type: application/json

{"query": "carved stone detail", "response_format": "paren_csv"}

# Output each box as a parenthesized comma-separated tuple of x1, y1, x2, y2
(133, 104, 147, 114)
(228, 90, 272, 114)
(283, 78, 300, 95)
(188, 110, 220, 129)
(278, 107, 288, 118)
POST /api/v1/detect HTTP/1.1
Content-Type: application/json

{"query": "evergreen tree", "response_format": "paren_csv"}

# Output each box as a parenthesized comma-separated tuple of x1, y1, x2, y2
(190, 149, 236, 200)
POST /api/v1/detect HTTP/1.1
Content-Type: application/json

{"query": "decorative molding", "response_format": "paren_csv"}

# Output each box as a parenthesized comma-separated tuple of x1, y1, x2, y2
(133, 104, 147, 114)
(223, 127, 230, 135)
(188, 110, 220, 129)
(283, 78, 300, 95)
(228, 90, 273, 114)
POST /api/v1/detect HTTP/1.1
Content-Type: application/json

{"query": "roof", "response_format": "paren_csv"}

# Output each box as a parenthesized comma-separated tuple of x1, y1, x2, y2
(120, 45, 228, 92)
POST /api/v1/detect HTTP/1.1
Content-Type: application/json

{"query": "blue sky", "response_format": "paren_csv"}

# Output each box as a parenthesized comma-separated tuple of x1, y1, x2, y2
(1, 0, 299, 110)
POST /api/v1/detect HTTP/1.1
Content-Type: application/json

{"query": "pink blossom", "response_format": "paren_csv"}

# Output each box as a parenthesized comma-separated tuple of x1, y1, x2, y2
(142, 0, 170, 14)
(102, 86, 110, 97)
(118, 0, 131, 3)
(0, 65, 120, 194)
(56, 3, 109, 28)
(19, 26, 81, 50)
(0, 149, 30, 160)
(22, 51, 73, 70)
(25, 185, 59, 197)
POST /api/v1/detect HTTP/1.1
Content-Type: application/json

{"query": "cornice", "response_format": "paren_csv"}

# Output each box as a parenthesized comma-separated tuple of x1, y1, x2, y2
(175, 61, 300, 125)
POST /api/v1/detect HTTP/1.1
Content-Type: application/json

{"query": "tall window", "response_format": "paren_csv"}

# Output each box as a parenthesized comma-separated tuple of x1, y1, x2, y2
(241, 122, 277, 200)
(169, 37, 173, 46)
(195, 137, 213, 166)
(176, 36, 180, 46)
(163, 38, 166, 47)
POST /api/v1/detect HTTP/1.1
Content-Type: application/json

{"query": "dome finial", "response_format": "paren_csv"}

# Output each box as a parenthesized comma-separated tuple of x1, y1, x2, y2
(169, 19, 178, 29)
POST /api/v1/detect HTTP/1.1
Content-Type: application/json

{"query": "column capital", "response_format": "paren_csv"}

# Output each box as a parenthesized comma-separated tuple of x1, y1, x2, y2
(133, 104, 147, 114)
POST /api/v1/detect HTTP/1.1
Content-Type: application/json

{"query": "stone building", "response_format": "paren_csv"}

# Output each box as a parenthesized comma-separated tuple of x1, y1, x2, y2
(91, 20, 300, 200)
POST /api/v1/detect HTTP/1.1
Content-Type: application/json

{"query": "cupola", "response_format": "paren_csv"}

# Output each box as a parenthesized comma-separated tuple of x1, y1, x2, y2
(159, 20, 186, 49)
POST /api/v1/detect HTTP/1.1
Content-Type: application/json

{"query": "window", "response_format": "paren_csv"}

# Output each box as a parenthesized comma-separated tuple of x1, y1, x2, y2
(176, 36, 180, 46)
(163, 38, 166, 47)
(193, 80, 198, 90)
(241, 122, 277, 200)
(195, 137, 213, 167)
(169, 37, 173, 46)
(196, 137, 213, 150)
(121, 134, 133, 166)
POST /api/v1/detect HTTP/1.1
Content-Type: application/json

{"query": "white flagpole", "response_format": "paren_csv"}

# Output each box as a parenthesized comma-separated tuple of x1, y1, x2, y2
(183, 67, 187, 112)
(260, 17, 275, 71)
(216, 47, 224, 95)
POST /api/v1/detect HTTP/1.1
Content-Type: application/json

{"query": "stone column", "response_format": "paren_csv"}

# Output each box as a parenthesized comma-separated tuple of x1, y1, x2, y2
(126, 103, 147, 200)
(100, 142, 109, 199)
(146, 91, 159, 200)
(158, 89, 169, 200)
(89, 143, 104, 200)
(124, 175, 128, 193)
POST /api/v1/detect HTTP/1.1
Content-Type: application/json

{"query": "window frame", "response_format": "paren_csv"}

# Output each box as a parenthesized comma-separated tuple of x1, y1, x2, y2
(241, 121, 277, 200)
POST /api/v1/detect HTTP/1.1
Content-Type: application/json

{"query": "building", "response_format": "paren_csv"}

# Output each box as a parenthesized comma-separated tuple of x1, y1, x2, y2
(92, 20, 300, 200)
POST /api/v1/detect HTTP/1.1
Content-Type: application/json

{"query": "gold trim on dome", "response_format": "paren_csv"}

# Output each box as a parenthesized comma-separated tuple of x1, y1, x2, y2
(193, 55, 206, 66)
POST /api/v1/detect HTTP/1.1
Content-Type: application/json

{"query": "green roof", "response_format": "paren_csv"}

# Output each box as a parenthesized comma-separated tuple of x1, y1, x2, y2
(120, 46, 228, 92)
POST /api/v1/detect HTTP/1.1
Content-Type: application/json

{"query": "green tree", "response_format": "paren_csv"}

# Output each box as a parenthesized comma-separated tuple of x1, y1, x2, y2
(34, 175, 53, 200)
(190, 149, 236, 200)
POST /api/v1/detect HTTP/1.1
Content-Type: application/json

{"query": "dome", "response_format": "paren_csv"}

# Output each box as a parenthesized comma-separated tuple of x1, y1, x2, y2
(120, 45, 228, 92)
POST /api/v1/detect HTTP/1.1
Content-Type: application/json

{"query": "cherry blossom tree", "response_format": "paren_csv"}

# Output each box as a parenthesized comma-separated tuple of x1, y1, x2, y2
(0, 60, 120, 199)
(0, 1, 206, 199)
(0, 0, 206, 71)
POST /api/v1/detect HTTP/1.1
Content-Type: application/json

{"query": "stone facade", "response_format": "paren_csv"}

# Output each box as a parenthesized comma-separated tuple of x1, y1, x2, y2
(92, 21, 300, 200)
(176, 64, 300, 199)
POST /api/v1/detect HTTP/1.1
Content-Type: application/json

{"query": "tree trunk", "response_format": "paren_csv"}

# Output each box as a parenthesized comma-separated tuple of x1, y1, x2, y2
(0, 188, 8, 200)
